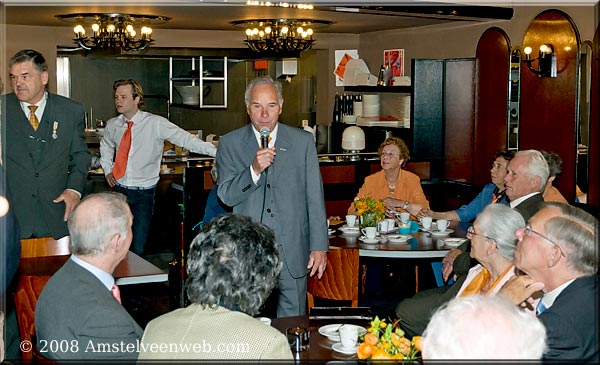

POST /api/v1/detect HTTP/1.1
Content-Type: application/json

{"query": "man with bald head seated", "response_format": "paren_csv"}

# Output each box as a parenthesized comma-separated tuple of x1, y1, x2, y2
(35, 192, 143, 360)
(501, 202, 598, 361)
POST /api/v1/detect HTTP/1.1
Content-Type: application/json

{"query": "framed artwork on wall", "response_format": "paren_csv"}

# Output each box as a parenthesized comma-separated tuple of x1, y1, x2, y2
(383, 49, 404, 85)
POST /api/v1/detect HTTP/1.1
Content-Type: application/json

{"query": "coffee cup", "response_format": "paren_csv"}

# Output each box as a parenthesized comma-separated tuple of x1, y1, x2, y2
(345, 214, 357, 227)
(339, 325, 358, 350)
(420, 216, 433, 230)
(399, 212, 410, 224)
(437, 219, 449, 232)
(377, 220, 389, 233)
(258, 317, 272, 326)
(361, 227, 377, 239)
(385, 218, 396, 231)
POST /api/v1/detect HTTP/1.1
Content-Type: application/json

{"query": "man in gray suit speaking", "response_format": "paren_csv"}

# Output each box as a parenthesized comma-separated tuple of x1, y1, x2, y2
(217, 77, 328, 317)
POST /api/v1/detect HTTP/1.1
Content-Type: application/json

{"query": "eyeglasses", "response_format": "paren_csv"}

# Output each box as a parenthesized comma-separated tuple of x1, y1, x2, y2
(380, 151, 400, 158)
(466, 226, 493, 241)
(524, 224, 566, 258)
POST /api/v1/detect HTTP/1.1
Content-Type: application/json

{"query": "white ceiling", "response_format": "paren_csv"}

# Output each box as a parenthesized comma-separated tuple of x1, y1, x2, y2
(3, 2, 517, 35)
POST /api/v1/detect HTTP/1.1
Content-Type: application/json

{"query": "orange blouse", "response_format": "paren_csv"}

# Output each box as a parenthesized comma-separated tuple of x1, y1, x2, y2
(544, 186, 568, 203)
(348, 169, 430, 213)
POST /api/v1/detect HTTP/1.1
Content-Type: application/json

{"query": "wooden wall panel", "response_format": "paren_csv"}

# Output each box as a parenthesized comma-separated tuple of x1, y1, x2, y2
(588, 25, 599, 205)
(520, 10, 579, 201)
(474, 27, 511, 186)
(444, 59, 476, 182)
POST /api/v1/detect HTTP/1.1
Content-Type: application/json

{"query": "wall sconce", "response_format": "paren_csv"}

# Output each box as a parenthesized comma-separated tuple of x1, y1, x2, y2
(522, 44, 557, 78)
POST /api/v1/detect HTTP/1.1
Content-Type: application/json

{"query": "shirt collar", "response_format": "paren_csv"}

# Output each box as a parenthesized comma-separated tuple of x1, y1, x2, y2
(20, 91, 48, 116)
(252, 123, 278, 148)
(510, 192, 540, 208)
(540, 278, 576, 310)
(121, 110, 142, 124)
(70, 254, 115, 291)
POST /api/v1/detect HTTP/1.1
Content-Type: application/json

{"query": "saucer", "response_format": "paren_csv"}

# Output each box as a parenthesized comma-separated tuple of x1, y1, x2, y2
(387, 234, 410, 244)
(340, 227, 360, 235)
(340, 225, 359, 231)
(159, 168, 172, 174)
(359, 236, 380, 244)
(332, 342, 358, 355)
(430, 229, 454, 236)
(442, 237, 467, 247)
(328, 229, 336, 236)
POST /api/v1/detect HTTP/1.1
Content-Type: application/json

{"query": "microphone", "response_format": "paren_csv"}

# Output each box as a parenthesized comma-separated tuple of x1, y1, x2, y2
(260, 127, 270, 149)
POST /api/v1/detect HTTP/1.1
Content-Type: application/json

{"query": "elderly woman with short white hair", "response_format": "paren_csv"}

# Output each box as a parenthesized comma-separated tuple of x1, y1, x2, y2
(457, 204, 525, 296)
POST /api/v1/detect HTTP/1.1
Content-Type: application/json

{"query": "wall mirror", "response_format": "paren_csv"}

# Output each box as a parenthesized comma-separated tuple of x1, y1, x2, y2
(576, 40, 592, 203)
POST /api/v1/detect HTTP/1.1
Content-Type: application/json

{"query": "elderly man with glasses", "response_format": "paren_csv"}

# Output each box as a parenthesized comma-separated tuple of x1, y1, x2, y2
(500, 202, 599, 361)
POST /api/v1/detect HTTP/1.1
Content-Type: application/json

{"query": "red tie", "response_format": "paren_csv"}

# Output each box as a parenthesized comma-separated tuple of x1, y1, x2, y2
(110, 283, 122, 304)
(112, 121, 133, 180)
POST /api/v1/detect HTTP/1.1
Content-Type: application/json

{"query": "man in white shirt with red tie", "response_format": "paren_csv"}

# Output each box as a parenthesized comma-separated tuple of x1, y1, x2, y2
(35, 192, 143, 360)
(100, 79, 216, 254)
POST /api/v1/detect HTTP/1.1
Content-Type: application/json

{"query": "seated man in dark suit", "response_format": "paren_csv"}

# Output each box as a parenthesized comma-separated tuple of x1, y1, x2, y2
(35, 192, 143, 360)
(501, 202, 598, 361)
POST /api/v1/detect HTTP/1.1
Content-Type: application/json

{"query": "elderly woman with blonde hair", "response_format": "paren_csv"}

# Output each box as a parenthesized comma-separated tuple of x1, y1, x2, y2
(349, 137, 429, 217)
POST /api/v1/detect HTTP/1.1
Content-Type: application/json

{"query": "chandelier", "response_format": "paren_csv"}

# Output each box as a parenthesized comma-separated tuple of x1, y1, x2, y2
(231, 18, 332, 58)
(55, 13, 170, 51)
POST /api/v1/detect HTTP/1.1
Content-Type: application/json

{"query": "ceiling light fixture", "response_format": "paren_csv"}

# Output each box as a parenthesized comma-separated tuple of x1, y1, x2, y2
(55, 13, 170, 51)
(232, 18, 332, 58)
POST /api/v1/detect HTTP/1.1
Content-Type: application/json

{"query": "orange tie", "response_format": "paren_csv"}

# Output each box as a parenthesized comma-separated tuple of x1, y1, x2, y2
(110, 283, 122, 304)
(112, 121, 134, 180)
(28, 105, 40, 131)
(459, 267, 490, 297)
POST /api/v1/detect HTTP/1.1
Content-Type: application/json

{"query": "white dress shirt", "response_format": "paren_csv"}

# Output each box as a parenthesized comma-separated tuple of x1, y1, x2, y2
(19, 91, 47, 122)
(100, 110, 217, 188)
(510, 192, 541, 208)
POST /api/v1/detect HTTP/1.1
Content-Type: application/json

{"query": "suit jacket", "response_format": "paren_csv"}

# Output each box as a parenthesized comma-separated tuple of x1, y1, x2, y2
(2, 93, 90, 239)
(35, 259, 143, 360)
(540, 275, 599, 361)
(217, 123, 328, 278)
(139, 304, 293, 360)
(0, 165, 21, 295)
(513, 193, 545, 222)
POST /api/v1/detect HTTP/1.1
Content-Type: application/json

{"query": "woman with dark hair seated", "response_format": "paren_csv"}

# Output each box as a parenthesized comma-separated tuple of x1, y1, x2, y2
(417, 150, 514, 222)
(138, 214, 293, 360)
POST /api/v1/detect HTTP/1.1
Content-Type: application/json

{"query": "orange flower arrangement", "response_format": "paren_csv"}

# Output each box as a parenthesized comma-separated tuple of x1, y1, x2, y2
(357, 316, 421, 362)
(353, 197, 386, 228)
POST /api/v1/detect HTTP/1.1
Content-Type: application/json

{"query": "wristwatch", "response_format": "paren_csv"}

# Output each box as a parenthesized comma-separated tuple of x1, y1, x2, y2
(402, 201, 409, 210)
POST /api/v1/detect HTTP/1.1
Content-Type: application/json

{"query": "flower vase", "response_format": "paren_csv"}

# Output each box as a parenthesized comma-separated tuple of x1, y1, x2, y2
(360, 212, 378, 229)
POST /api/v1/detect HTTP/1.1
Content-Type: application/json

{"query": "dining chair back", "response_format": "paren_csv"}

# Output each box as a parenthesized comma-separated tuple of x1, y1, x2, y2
(20, 237, 71, 258)
(307, 247, 359, 308)
(14, 237, 71, 360)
